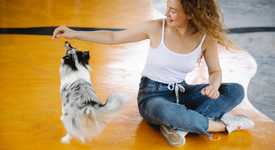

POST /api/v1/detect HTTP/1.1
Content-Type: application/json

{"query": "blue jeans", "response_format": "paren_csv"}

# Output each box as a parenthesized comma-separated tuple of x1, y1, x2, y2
(137, 77, 244, 135)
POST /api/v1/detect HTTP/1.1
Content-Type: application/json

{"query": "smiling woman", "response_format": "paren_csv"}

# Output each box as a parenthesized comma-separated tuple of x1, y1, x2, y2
(165, 0, 232, 48)
(52, 0, 255, 147)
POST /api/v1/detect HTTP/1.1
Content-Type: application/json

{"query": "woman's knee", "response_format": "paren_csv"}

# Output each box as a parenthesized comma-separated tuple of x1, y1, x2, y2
(139, 97, 169, 119)
(222, 83, 245, 105)
(142, 98, 186, 124)
(148, 99, 173, 119)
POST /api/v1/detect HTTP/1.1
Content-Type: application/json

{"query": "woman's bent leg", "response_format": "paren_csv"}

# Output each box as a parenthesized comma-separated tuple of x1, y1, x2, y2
(183, 83, 252, 133)
(184, 83, 245, 120)
(138, 96, 209, 135)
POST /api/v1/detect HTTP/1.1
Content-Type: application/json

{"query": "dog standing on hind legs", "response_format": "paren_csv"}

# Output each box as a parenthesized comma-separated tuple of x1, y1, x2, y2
(59, 41, 127, 144)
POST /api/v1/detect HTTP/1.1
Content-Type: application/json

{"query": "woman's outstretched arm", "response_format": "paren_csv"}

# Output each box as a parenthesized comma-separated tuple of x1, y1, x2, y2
(52, 21, 155, 44)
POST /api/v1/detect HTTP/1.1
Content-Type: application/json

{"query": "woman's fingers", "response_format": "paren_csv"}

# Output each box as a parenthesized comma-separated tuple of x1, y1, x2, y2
(52, 26, 66, 39)
(203, 87, 211, 96)
(201, 87, 206, 95)
(52, 26, 76, 40)
(210, 90, 220, 99)
(52, 29, 60, 39)
(209, 89, 216, 98)
(52, 26, 60, 39)
(201, 86, 220, 99)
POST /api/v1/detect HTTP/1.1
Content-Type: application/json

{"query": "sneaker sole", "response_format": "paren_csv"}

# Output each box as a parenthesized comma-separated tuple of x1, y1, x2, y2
(160, 126, 185, 147)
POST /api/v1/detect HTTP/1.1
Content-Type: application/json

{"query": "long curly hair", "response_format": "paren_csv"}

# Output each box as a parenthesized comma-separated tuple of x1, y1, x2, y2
(180, 0, 234, 49)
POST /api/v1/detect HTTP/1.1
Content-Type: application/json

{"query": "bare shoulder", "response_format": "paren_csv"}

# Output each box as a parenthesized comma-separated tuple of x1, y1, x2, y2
(142, 19, 163, 37)
(112, 19, 163, 44)
(147, 19, 162, 30)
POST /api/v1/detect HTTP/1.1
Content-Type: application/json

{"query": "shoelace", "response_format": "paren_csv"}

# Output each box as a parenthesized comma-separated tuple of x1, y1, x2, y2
(167, 83, 185, 104)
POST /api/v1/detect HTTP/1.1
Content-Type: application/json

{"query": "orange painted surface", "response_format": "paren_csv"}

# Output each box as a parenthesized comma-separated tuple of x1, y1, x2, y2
(0, 0, 275, 150)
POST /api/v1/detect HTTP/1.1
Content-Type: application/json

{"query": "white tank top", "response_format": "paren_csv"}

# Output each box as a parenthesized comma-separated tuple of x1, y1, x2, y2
(142, 19, 206, 84)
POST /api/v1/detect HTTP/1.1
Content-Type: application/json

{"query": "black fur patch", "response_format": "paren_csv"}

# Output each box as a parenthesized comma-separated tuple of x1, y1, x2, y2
(63, 54, 77, 71)
(62, 42, 90, 71)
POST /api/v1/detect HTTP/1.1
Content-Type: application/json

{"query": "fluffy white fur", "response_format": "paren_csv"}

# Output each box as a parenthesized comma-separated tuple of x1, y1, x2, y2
(59, 43, 128, 144)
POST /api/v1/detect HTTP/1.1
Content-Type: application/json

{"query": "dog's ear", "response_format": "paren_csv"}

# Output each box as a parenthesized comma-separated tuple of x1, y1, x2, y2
(83, 51, 90, 61)
(78, 51, 90, 65)
(63, 54, 77, 71)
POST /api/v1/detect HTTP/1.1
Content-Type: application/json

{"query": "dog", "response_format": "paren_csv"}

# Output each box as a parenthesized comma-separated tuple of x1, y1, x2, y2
(59, 41, 127, 144)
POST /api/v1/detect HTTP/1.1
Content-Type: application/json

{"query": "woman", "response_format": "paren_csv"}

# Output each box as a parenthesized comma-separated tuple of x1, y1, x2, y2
(53, 0, 254, 147)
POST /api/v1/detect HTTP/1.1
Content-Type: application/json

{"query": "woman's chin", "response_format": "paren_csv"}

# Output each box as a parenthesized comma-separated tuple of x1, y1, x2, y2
(167, 22, 176, 27)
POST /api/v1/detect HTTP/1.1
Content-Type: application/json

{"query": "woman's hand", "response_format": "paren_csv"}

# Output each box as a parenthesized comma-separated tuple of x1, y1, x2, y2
(201, 85, 220, 99)
(52, 25, 78, 39)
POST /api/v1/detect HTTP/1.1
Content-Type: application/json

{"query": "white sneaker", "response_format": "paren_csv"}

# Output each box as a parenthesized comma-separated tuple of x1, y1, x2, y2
(160, 125, 188, 147)
(221, 113, 255, 134)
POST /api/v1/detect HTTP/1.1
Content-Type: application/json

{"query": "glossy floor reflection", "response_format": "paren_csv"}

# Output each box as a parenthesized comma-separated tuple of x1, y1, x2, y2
(0, 0, 275, 150)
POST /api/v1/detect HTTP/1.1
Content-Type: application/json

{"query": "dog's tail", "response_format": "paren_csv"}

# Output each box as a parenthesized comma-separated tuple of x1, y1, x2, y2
(100, 93, 128, 113)
(67, 93, 128, 141)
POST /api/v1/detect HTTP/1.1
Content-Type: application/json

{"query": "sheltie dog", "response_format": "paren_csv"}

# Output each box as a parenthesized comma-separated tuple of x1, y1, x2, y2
(59, 41, 127, 144)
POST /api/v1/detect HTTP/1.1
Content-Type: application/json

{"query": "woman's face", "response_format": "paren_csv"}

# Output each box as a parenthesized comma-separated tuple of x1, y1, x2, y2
(165, 0, 190, 27)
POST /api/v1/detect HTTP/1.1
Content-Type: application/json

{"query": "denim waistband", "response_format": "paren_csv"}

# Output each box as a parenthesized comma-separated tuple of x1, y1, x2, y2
(140, 77, 188, 104)
(140, 76, 187, 87)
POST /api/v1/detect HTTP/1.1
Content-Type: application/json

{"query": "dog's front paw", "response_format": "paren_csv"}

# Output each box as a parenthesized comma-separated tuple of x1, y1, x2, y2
(61, 134, 72, 144)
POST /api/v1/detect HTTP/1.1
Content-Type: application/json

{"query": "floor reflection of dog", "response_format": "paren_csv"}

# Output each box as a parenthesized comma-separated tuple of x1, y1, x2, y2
(59, 41, 127, 144)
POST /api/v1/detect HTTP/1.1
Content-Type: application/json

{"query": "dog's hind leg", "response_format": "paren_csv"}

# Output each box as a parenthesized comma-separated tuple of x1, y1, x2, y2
(61, 133, 72, 144)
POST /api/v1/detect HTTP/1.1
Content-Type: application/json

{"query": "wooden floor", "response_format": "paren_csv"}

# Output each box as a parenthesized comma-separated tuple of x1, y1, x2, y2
(0, 0, 275, 150)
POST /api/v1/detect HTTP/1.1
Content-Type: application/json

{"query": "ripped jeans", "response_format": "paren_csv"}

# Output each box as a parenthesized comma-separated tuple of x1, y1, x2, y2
(137, 77, 244, 135)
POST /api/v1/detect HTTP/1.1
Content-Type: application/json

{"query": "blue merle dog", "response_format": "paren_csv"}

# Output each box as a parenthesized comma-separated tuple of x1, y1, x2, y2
(59, 41, 127, 144)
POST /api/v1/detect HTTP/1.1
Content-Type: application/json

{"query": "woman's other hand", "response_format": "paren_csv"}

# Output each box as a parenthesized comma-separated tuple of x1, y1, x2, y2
(201, 85, 220, 99)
